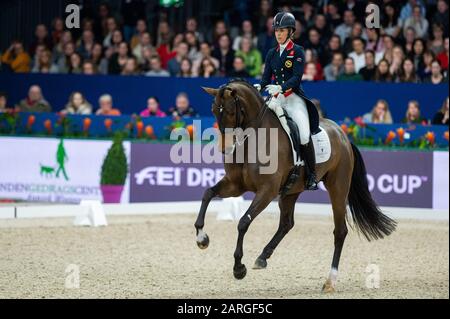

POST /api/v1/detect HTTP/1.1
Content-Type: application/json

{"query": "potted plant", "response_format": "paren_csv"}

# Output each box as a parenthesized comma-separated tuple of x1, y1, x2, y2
(100, 133, 128, 203)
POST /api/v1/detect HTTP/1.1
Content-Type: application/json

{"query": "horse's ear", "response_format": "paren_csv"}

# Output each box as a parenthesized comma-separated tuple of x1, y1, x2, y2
(202, 87, 218, 97)
(223, 88, 237, 99)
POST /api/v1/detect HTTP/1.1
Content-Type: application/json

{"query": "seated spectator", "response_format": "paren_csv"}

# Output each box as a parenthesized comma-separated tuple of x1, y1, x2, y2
(229, 56, 250, 78)
(402, 100, 427, 124)
(68, 53, 83, 74)
(436, 37, 449, 70)
(31, 49, 59, 74)
(235, 35, 262, 77)
(348, 37, 366, 73)
(428, 23, 445, 55)
(121, 57, 140, 76)
(0, 92, 9, 112)
(362, 100, 393, 124)
(102, 17, 118, 48)
(145, 55, 170, 77)
(335, 10, 355, 44)
(192, 42, 219, 76)
(108, 42, 132, 75)
(185, 31, 201, 62)
(185, 17, 205, 43)
(16, 85, 52, 113)
(397, 58, 420, 83)
(324, 52, 344, 81)
(197, 57, 218, 78)
(61, 92, 93, 115)
(389, 45, 406, 78)
(433, 0, 449, 36)
(140, 97, 166, 117)
(178, 58, 193, 77)
(403, 5, 429, 39)
(77, 30, 96, 60)
(374, 59, 394, 83)
(168, 42, 190, 76)
(304, 28, 326, 66)
(130, 19, 148, 50)
(257, 17, 276, 60)
(423, 60, 448, 84)
(419, 50, 436, 80)
(133, 32, 154, 65)
(304, 49, 324, 80)
(404, 27, 417, 57)
(400, 0, 426, 22)
(381, 3, 401, 39)
(95, 94, 121, 116)
(322, 34, 343, 66)
(212, 34, 235, 77)
(53, 30, 73, 63)
(359, 50, 376, 81)
(51, 17, 64, 46)
(29, 24, 53, 56)
(57, 42, 76, 74)
(343, 22, 366, 55)
(302, 62, 321, 82)
(82, 61, 97, 75)
(90, 43, 108, 75)
(432, 97, 449, 125)
(1, 41, 31, 73)
(168, 92, 197, 118)
(365, 28, 384, 57)
(337, 57, 362, 81)
(232, 20, 258, 51)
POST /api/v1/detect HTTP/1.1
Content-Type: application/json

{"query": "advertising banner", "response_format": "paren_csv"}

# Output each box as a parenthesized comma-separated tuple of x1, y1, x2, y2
(0, 137, 130, 203)
(130, 144, 437, 208)
(433, 151, 449, 210)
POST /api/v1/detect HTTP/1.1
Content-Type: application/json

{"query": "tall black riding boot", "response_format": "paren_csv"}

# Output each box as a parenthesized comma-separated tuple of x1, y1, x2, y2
(300, 139, 319, 191)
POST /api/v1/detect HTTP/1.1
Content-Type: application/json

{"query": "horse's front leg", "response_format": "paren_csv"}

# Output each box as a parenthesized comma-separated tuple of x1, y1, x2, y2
(194, 177, 242, 249)
(233, 188, 277, 279)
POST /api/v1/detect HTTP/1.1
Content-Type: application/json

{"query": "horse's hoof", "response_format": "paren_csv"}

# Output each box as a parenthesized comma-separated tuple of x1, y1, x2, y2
(196, 233, 209, 249)
(252, 258, 267, 270)
(233, 264, 247, 280)
(322, 279, 336, 293)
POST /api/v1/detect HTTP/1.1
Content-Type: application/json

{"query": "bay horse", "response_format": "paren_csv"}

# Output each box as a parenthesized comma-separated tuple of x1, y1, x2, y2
(195, 79, 396, 292)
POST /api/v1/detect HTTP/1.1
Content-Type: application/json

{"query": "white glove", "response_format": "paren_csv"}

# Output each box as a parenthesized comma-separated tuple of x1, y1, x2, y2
(265, 84, 282, 96)
(253, 84, 261, 91)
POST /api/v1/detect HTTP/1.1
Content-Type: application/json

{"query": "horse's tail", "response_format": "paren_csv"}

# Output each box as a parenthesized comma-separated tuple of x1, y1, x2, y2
(348, 143, 397, 241)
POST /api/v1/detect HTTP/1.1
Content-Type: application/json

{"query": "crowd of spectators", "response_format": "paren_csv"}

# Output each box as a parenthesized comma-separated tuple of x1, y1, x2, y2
(0, 0, 448, 84)
(0, 84, 448, 126)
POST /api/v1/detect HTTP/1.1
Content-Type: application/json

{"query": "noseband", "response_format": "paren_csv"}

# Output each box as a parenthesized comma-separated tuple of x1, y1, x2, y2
(216, 86, 267, 135)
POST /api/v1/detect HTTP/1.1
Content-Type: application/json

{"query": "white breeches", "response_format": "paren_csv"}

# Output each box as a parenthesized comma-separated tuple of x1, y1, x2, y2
(268, 93, 311, 145)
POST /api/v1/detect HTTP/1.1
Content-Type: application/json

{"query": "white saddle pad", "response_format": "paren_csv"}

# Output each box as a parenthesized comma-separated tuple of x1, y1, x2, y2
(269, 104, 331, 166)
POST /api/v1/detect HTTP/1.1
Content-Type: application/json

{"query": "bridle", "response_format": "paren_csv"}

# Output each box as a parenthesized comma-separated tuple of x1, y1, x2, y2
(215, 86, 269, 147)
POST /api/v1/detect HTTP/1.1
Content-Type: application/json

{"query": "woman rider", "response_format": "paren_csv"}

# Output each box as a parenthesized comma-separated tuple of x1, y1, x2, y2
(256, 11, 320, 190)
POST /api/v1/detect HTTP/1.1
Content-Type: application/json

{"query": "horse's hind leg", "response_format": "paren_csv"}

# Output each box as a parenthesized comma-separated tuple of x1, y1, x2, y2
(322, 168, 351, 293)
(253, 192, 299, 270)
(194, 177, 242, 249)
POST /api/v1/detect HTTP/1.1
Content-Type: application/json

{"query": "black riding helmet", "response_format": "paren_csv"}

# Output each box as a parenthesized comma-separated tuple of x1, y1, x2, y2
(272, 12, 296, 32)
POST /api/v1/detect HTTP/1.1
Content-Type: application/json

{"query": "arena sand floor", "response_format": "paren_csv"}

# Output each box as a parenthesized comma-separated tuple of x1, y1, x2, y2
(0, 213, 448, 299)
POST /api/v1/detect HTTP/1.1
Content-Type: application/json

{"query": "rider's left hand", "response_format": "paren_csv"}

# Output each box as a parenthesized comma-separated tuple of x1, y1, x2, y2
(266, 85, 282, 96)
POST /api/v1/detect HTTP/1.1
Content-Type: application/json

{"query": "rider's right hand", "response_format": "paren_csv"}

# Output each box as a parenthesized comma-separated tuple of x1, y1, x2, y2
(253, 84, 261, 91)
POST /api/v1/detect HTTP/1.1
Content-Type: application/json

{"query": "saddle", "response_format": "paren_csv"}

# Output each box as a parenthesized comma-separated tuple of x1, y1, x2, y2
(267, 104, 332, 195)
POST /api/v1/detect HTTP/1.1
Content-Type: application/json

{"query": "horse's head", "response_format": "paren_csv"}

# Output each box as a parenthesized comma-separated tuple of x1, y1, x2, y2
(202, 85, 245, 154)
